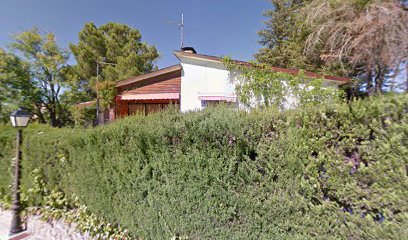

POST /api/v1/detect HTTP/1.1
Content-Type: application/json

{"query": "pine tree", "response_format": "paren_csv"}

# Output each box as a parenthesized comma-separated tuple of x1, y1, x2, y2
(70, 22, 159, 106)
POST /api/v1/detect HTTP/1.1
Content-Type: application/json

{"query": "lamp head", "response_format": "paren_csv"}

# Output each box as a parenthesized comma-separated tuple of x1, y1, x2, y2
(10, 108, 32, 127)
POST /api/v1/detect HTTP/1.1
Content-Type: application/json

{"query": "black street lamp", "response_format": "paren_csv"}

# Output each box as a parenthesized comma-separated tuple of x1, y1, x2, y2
(9, 108, 31, 236)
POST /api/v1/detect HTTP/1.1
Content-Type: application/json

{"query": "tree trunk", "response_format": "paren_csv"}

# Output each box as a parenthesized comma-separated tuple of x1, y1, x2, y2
(48, 106, 59, 127)
(34, 104, 47, 124)
(366, 66, 374, 96)
(406, 62, 408, 92)
(374, 64, 385, 94)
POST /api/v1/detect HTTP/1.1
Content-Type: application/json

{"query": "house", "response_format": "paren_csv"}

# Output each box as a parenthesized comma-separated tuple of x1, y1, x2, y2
(102, 47, 349, 122)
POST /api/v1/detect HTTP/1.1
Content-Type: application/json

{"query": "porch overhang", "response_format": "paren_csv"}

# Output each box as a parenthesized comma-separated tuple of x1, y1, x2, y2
(118, 93, 180, 101)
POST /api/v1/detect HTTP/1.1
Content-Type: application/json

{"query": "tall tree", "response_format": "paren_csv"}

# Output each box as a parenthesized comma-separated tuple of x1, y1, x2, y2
(303, 0, 408, 94)
(257, 0, 408, 95)
(256, 0, 322, 72)
(0, 49, 32, 123)
(1, 29, 77, 127)
(70, 22, 159, 106)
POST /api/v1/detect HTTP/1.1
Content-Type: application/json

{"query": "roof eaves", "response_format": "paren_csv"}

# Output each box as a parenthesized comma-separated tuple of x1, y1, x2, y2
(174, 51, 221, 63)
(116, 64, 182, 87)
(174, 51, 350, 83)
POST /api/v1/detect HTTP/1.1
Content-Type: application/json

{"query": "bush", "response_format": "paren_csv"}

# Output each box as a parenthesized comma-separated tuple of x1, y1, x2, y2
(0, 94, 407, 239)
(70, 103, 96, 127)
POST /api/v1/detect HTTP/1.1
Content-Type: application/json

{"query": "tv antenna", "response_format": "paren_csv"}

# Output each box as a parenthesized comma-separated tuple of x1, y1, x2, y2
(164, 13, 184, 50)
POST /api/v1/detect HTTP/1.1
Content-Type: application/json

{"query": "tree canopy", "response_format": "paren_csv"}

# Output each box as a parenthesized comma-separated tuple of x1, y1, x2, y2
(304, 0, 408, 94)
(256, 0, 408, 95)
(1, 29, 77, 127)
(70, 22, 159, 106)
(0, 23, 159, 126)
(0, 48, 31, 122)
(256, 0, 318, 72)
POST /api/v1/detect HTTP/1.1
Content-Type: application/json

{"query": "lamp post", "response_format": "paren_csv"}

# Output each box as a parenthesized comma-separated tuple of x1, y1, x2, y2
(9, 108, 31, 236)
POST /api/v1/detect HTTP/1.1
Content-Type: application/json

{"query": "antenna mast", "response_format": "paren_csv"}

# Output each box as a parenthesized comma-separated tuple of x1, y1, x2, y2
(164, 13, 185, 50)
(180, 13, 184, 49)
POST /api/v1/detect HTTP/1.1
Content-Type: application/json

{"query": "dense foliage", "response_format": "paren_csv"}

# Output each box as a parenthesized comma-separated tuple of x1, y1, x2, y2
(257, 0, 408, 94)
(0, 29, 80, 126)
(0, 23, 158, 126)
(0, 94, 407, 239)
(70, 102, 97, 128)
(70, 22, 159, 107)
(223, 57, 344, 109)
(255, 0, 321, 72)
(303, 0, 408, 94)
(0, 49, 31, 123)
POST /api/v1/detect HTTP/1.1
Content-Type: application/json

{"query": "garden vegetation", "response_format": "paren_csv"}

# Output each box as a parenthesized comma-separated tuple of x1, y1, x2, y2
(0, 94, 407, 239)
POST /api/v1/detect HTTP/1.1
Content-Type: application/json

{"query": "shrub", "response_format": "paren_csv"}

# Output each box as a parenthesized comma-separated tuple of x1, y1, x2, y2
(0, 94, 407, 239)
(70, 103, 96, 127)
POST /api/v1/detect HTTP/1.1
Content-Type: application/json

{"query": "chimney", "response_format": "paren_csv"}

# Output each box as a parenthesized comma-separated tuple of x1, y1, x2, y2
(181, 47, 197, 54)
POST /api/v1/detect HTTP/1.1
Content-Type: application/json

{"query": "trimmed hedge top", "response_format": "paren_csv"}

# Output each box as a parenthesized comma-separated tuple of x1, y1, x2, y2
(1, 94, 407, 239)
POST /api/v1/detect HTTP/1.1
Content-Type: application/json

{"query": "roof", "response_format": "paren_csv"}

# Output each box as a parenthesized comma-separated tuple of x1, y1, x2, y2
(116, 64, 182, 87)
(119, 93, 180, 101)
(174, 51, 350, 83)
(75, 100, 96, 107)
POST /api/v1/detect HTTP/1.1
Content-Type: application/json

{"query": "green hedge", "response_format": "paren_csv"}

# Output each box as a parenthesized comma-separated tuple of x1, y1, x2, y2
(0, 95, 407, 239)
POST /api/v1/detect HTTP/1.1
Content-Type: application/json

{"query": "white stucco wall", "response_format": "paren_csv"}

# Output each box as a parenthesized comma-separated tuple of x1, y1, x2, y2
(178, 54, 344, 112)
(179, 57, 235, 112)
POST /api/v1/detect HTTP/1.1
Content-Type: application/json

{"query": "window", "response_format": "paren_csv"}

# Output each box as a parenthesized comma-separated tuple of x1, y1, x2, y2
(201, 100, 236, 108)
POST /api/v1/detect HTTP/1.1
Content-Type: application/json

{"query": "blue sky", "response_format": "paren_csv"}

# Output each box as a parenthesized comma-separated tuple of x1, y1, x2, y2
(0, 0, 271, 68)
